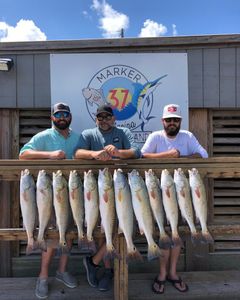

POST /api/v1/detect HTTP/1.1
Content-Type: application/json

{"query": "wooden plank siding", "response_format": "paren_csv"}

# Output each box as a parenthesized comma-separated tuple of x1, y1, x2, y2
(1, 35, 240, 108)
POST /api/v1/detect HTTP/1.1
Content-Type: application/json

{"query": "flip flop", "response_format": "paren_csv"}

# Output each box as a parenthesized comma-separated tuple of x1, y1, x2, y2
(167, 276, 189, 292)
(152, 276, 165, 294)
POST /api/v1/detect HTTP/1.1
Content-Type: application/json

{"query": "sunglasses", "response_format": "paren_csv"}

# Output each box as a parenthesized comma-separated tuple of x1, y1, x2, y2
(164, 118, 181, 123)
(97, 115, 113, 121)
(53, 111, 70, 118)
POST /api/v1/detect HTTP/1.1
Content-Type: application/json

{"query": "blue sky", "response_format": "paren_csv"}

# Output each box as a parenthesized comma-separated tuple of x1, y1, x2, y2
(0, 0, 240, 41)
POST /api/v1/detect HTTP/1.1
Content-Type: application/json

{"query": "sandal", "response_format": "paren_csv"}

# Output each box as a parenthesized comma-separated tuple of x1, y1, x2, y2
(152, 276, 165, 294)
(167, 276, 188, 292)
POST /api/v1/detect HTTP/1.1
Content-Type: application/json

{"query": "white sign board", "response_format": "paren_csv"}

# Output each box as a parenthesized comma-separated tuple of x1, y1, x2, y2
(50, 53, 188, 147)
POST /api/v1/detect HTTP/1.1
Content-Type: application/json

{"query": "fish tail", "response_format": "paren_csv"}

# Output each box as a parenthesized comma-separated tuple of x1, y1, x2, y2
(171, 233, 183, 247)
(26, 236, 36, 255)
(201, 230, 214, 244)
(104, 244, 121, 261)
(159, 234, 173, 249)
(126, 246, 142, 263)
(26, 243, 35, 255)
(147, 242, 162, 261)
(36, 239, 47, 252)
(191, 232, 202, 245)
(86, 237, 97, 254)
(78, 235, 89, 251)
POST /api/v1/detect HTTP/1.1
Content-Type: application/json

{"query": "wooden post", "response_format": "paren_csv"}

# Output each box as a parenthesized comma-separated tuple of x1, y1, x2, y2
(114, 235, 128, 300)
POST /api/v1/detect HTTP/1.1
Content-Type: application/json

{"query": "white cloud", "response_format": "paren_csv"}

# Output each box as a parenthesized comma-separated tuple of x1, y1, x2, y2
(139, 19, 167, 37)
(0, 19, 47, 42)
(91, 0, 129, 38)
(172, 24, 178, 36)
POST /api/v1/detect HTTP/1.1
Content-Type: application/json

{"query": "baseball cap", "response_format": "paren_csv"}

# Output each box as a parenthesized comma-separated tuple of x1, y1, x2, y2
(162, 104, 182, 119)
(96, 104, 113, 116)
(52, 102, 71, 114)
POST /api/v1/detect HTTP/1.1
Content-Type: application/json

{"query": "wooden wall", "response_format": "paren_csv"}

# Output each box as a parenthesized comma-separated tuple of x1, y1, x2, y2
(0, 35, 240, 109)
(0, 107, 240, 277)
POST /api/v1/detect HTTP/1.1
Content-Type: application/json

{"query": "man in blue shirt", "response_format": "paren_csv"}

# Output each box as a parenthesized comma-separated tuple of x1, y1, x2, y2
(74, 104, 140, 291)
(19, 102, 79, 299)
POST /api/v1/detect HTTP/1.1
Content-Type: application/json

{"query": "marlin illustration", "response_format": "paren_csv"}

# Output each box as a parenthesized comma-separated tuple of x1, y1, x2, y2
(132, 74, 168, 130)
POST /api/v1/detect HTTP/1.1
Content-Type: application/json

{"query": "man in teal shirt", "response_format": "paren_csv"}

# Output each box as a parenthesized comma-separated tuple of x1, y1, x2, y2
(19, 102, 79, 299)
(74, 104, 140, 292)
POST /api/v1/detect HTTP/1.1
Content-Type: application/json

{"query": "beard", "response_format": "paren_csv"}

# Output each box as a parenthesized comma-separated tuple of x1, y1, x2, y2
(53, 118, 71, 130)
(164, 123, 180, 137)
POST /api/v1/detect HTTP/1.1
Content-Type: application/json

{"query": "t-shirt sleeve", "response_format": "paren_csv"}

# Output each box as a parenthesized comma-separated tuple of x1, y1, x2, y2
(122, 128, 141, 158)
(19, 133, 46, 155)
(141, 132, 157, 154)
(75, 131, 91, 151)
(189, 133, 208, 158)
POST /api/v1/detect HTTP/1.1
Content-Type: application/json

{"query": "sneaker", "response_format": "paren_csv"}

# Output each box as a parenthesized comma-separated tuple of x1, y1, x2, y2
(98, 268, 113, 291)
(55, 271, 78, 288)
(35, 277, 48, 299)
(83, 256, 98, 288)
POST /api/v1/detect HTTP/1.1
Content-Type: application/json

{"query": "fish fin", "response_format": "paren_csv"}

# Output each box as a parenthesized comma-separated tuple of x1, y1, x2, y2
(36, 239, 47, 252)
(86, 238, 97, 254)
(201, 230, 214, 244)
(165, 187, 171, 198)
(104, 244, 121, 260)
(180, 187, 186, 198)
(195, 187, 201, 198)
(136, 190, 143, 202)
(150, 190, 156, 199)
(86, 191, 91, 201)
(118, 190, 122, 202)
(103, 191, 109, 203)
(77, 235, 88, 250)
(147, 242, 162, 261)
(191, 232, 202, 245)
(26, 240, 36, 255)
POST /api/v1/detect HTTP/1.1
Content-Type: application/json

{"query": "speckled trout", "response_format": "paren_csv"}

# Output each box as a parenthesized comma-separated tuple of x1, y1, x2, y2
(84, 170, 99, 254)
(128, 169, 161, 261)
(36, 170, 53, 251)
(98, 168, 119, 259)
(145, 169, 172, 249)
(174, 168, 200, 244)
(20, 169, 37, 254)
(69, 170, 85, 249)
(161, 169, 182, 246)
(188, 168, 214, 244)
(53, 170, 69, 254)
(114, 169, 142, 262)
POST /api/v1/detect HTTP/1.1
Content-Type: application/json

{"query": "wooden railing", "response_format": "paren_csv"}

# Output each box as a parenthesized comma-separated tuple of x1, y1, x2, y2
(1, 158, 240, 300)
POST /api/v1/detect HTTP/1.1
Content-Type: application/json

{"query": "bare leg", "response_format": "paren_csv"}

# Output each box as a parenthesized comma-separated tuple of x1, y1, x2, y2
(158, 248, 170, 280)
(168, 245, 181, 278)
(168, 245, 188, 291)
(39, 248, 56, 278)
(57, 239, 72, 273)
(92, 243, 111, 268)
(152, 249, 170, 293)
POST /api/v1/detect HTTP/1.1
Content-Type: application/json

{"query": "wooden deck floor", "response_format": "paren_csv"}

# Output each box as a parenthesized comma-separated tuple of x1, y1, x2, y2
(0, 270, 240, 300)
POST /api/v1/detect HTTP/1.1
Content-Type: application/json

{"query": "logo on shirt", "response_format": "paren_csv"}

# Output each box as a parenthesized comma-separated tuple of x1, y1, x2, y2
(113, 137, 119, 143)
(82, 64, 167, 133)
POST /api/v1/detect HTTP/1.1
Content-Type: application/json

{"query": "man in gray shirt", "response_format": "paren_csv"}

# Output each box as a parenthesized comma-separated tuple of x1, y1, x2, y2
(74, 104, 140, 291)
